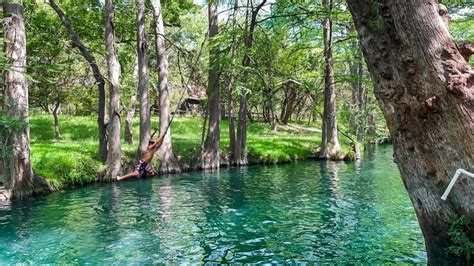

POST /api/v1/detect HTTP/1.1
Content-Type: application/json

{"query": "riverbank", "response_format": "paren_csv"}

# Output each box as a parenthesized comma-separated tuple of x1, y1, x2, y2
(28, 115, 353, 190)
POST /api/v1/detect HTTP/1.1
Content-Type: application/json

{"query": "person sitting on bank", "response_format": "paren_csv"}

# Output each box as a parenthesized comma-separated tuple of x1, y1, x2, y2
(117, 135, 164, 181)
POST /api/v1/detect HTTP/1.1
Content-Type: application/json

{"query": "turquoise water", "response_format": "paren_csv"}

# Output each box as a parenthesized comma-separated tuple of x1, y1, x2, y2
(0, 145, 426, 263)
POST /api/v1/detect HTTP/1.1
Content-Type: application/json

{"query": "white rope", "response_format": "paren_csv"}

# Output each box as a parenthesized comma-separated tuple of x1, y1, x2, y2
(441, 169, 474, 201)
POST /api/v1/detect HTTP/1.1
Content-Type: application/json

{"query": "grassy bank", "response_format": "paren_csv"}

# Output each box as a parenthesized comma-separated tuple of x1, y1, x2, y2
(30, 115, 347, 189)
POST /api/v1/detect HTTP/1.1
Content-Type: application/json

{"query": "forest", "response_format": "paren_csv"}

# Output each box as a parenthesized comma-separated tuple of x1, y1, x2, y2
(0, 0, 473, 264)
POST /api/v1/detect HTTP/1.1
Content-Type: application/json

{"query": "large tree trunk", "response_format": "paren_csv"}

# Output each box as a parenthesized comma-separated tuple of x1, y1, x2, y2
(202, 1, 221, 170)
(136, 0, 151, 157)
(152, 0, 181, 173)
(347, 0, 474, 263)
(234, 0, 268, 166)
(49, 0, 108, 162)
(319, 0, 343, 160)
(104, 0, 122, 180)
(2, 3, 52, 200)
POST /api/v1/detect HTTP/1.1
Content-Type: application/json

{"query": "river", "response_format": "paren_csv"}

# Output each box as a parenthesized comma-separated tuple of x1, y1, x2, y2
(0, 145, 426, 263)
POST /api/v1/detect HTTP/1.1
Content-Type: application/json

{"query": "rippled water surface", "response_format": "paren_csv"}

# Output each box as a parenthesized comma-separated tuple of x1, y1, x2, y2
(0, 145, 426, 263)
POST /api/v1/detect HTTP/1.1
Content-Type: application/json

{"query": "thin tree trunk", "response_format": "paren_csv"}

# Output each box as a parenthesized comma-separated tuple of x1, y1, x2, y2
(279, 90, 288, 123)
(356, 51, 365, 143)
(227, 0, 239, 165)
(152, 0, 181, 173)
(366, 107, 377, 144)
(235, 93, 248, 165)
(136, 0, 151, 157)
(49, 0, 108, 161)
(319, 0, 343, 160)
(124, 93, 136, 145)
(53, 93, 61, 139)
(104, 0, 122, 180)
(350, 43, 366, 143)
(124, 96, 137, 146)
(348, 0, 474, 263)
(125, 58, 139, 145)
(202, 0, 221, 170)
(267, 70, 277, 131)
(294, 95, 307, 123)
(2, 3, 52, 200)
(281, 88, 298, 124)
(235, 0, 268, 166)
(264, 88, 277, 131)
(349, 52, 359, 132)
(201, 107, 209, 148)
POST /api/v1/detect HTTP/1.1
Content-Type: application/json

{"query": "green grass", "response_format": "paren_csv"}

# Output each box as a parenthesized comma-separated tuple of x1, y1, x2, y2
(29, 115, 347, 189)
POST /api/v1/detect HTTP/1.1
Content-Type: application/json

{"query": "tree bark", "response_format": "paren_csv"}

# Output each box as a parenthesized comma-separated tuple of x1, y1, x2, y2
(124, 82, 137, 146)
(49, 0, 108, 161)
(104, 0, 122, 180)
(2, 3, 52, 200)
(53, 92, 61, 140)
(235, 0, 268, 166)
(280, 87, 299, 125)
(227, 0, 239, 165)
(350, 43, 366, 143)
(319, 0, 343, 160)
(136, 0, 151, 157)
(265, 88, 277, 131)
(124, 92, 136, 145)
(124, 58, 139, 145)
(152, 0, 181, 173)
(202, 0, 221, 170)
(366, 108, 377, 144)
(456, 41, 473, 62)
(347, 0, 474, 263)
(356, 56, 366, 143)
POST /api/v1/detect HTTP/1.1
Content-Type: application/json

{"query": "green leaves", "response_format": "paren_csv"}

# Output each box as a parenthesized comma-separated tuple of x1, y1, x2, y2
(0, 110, 28, 159)
(0, 111, 27, 135)
(447, 216, 474, 260)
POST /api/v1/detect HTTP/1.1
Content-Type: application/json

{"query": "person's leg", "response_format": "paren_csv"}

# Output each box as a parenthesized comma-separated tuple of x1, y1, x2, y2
(118, 160, 145, 181)
(117, 170, 140, 181)
(146, 170, 156, 178)
(145, 163, 156, 178)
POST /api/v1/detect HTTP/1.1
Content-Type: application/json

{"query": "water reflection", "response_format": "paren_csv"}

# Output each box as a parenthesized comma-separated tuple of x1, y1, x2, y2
(0, 145, 426, 264)
(158, 178, 174, 222)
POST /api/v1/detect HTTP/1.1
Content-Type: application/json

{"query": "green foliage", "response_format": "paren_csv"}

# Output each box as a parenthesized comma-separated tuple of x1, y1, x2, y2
(29, 115, 102, 188)
(447, 216, 474, 260)
(18, 0, 470, 191)
(28, 116, 347, 185)
(344, 149, 356, 161)
(32, 148, 99, 189)
(0, 111, 27, 186)
(449, 5, 474, 67)
(168, 117, 326, 165)
(0, 111, 27, 158)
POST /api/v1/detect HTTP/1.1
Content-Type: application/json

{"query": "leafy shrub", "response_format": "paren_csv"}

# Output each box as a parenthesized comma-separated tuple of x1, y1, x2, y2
(33, 151, 99, 189)
(447, 216, 474, 260)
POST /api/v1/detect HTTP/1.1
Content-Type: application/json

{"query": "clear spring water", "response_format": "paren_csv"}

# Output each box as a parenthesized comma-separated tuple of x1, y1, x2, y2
(0, 145, 426, 263)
